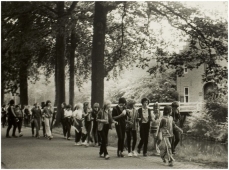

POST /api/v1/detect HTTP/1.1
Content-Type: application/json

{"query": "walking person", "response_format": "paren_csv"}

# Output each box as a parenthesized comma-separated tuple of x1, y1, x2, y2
(64, 105, 73, 140)
(151, 102, 162, 155)
(82, 102, 93, 146)
(41, 103, 46, 137)
(43, 100, 53, 140)
(112, 97, 127, 157)
(157, 106, 183, 166)
(72, 103, 84, 146)
(60, 102, 67, 138)
(91, 103, 101, 146)
(31, 103, 42, 139)
(137, 98, 152, 156)
(126, 100, 139, 157)
(97, 100, 118, 160)
(6, 99, 18, 138)
(171, 101, 181, 154)
(15, 105, 23, 137)
(24, 106, 30, 127)
(1, 104, 7, 128)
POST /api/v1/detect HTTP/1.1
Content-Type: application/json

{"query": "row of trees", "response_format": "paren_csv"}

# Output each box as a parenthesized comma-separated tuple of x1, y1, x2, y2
(2, 2, 227, 124)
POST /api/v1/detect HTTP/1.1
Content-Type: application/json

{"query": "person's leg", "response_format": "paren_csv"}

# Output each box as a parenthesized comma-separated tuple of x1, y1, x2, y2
(42, 121, 46, 136)
(12, 119, 17, 136)
(6, 118, 13, 137)
(115, 125, 122, 155)
(44, 118, 51, 138)
(143, 123, 150, 155)
(34, 119, 39, 137)
(120, 123, 126, 152)
(103, 125, 109, 156)
(132, 130, 137, 152)
(99, 131, 105, 156)
(61, 120, 66, 137)
(173, 130, 180, 152)
(164, 137, 174, 165)
(31, 121, 35, 136)
(126, 130, 131, 153)
(138, 125, 144, 153)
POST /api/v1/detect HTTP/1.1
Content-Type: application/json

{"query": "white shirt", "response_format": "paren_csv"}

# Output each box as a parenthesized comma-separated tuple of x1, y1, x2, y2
(142, 107, 149, 123)
(64, 109, 73, 117)
(73, 109, 83, 119)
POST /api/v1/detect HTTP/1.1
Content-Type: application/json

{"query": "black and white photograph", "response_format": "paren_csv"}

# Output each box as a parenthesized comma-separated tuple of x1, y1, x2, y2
(1, 1, 228, 169)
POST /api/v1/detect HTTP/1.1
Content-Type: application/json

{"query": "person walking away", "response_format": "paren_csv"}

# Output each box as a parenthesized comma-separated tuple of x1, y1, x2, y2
(41, 103, 46, 137)
(137, 98, 152, 157)
(97, 100, 118, 160)
(157, 106, 183, 166)
(72, 103, 84, 146)
(6, 100, 18, 138)
(51, 108, 57, 132)
(126, 100, 139, 157)
(64, 105, 73, 140)
(91, 103, 101, 146)
(151, 102, 162, 155)
(31, 103, 42, 139)
(82, 102, 93, 146)
(2, 104, 7, 128)
(43, 100, 53, 140)
(171, 101, 181, 154)
(112, 97, 127, 157)
(60, 102, 67, 138)
(24, 106, 30, 127)
(15, 105, 23, 137)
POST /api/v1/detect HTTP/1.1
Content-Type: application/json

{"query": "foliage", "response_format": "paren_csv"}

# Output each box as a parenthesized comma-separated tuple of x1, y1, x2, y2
(187, 111, 228, 143)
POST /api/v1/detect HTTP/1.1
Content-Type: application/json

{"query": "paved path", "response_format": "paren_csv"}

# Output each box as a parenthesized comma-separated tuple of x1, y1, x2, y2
(1, 127, 212, 169)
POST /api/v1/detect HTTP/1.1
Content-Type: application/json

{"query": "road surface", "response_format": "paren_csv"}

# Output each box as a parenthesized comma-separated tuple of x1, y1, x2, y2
(1, 127, 211, 169)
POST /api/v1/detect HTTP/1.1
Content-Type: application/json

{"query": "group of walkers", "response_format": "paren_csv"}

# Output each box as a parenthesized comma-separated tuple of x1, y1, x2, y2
(2, 97, 183, 166)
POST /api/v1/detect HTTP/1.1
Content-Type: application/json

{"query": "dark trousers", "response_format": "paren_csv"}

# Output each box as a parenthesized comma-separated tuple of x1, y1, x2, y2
(172, 130, 180, 152)
(75, 130, 82, 143)
(24, 118, 29, 127)
(85, 121, 93, 143)
(138, 123, 150, 154)
(61, 119, 67, 137)
(126, 130, 137, 153)
(65, 118, 72, 138)
(115, 123, 126, 152)
(99, 124, 109, 156)
(2, 116, 6, 128)
(81, 133, 87, 142)
(6, 117, 17, 136)
(17, 118, 23, 133)
(92, 122, 101, 144)
(42, 121, 46, 136)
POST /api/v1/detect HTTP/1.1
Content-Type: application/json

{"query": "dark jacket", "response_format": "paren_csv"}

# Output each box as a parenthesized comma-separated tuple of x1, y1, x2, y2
(112, 105, 126, 125)
(97, 109, 113, 131)
(138, 107, 152, 126)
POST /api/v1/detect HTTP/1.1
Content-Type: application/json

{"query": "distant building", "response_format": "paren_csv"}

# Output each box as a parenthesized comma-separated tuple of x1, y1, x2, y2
(176, 60, 227, 103)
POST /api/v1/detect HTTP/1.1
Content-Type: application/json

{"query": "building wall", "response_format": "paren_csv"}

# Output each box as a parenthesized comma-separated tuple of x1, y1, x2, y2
(177, 65, 205, 103)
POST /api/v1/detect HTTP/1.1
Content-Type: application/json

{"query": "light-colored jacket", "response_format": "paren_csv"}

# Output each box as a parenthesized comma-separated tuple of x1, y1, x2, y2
(96, 109, 113, 131)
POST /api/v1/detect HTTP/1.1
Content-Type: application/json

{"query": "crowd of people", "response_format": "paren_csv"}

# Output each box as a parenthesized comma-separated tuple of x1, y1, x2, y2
(2, 97, 183, 167)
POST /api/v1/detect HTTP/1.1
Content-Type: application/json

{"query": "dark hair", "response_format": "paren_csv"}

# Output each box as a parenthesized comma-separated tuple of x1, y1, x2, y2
(141, 98, 149, 105)
(15, 105, 20, 108)
(2, 104, 6, 107)
(9, 99, 15, 105)
(163, 106, 172, 116)
(46, 100, 51, 106)
(66, 105, 71, 109)
(118, 97, 126, 104)
(127, 99, 136, 109)
(171, 101, 179, 107)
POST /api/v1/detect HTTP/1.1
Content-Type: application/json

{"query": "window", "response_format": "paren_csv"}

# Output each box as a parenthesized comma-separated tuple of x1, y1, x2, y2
(184, 66, 188, 74)
(184, 87, 189, 103)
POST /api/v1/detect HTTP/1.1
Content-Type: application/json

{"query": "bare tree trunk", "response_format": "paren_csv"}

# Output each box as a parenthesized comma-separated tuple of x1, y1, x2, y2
(91, 2, 107, 108)
(19, 61, 28, 106)
(55, 1, 66, 124)
(69, 31, 77, 108)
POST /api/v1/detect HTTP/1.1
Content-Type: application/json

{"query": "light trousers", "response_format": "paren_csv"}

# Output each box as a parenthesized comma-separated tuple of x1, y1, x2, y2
(44, 117, 52, 137)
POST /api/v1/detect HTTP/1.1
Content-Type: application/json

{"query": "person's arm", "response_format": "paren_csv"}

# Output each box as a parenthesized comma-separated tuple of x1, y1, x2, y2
(173, 121, 183, 133)
(112, 109, 126, 120)
(108, 110, 118, 124)
(10, 106, 16, 117)
(96, 111, 108, 123)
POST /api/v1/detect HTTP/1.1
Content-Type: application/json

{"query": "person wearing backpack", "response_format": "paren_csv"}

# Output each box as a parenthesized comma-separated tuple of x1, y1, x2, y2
(137, 98, 152, 156)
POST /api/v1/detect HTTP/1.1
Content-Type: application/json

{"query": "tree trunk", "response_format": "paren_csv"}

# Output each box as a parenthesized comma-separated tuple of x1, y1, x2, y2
(91, 2, 107, 108)
(1, 83, 5, 105)
(55, 1, 66, 124)
(54, 62, 58, 106)
(19, 62, 28, 107)
(69, 31, 77, 108)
